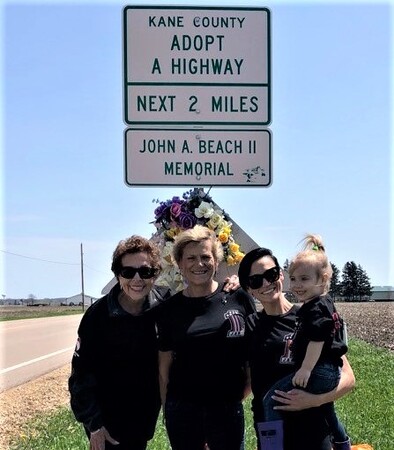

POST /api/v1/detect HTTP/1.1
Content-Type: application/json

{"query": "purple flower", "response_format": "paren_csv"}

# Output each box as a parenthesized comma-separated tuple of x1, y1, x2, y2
(178, 212, 197, 229)
(154, 203, 169, 219)
(170, 202, 183, 219)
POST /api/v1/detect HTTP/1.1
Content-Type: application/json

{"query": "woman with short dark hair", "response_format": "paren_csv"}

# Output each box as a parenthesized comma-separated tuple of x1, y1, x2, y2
(69, 235, 171, 450)
(238, 246, 355, 450)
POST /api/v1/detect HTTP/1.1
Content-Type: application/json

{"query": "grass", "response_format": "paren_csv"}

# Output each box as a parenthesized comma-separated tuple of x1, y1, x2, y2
(8, 337, 393, 450)
(335, 340, 394, 449)
(0, 306, 83, 321)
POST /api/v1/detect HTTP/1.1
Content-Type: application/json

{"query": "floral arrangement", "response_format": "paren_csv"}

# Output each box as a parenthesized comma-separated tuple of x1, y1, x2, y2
(151, 188, 245, 291)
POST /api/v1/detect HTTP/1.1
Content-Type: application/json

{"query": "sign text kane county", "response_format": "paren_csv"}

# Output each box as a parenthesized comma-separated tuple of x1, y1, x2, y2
(123, 7, 270, 125)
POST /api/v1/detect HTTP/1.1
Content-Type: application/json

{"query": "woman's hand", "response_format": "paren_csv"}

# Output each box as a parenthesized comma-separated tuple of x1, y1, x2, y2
(223, 274, 240, 292)
(272, 355, 355, 412)
(90, 426, 119, 450)
(271, 389, 322, 411)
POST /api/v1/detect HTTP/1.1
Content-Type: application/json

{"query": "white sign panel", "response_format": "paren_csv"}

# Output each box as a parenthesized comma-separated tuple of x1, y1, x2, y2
(123, 6, 271, 125)
(124, 128, 272, 187)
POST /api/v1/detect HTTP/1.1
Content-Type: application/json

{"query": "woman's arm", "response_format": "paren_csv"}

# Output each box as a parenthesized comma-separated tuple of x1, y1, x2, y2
(68, 318, 104, 433)
(243, 365, 252, 399)
(158, 350, 173, 406)
(271, 355, 355, 411)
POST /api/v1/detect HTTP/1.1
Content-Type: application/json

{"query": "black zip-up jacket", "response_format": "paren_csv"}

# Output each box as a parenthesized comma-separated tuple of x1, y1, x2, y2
(68, 283, 171, 443)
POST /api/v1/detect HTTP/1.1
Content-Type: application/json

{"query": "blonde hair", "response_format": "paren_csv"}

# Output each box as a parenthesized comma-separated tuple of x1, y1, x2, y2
(172, 225, 224, 265)
(289, 234, 332, 293)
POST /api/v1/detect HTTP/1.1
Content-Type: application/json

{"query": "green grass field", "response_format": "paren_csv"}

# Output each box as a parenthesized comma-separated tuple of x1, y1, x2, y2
(8, 337, 394, 450)
(0, 306, 83, 321)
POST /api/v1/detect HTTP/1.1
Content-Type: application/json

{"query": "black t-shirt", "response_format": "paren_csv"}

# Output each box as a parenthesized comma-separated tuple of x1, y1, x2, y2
(292, 294, 347, 367)
(247, 305, 299, 406)
(246, 305, 333, 450)
(69, 284, 171, 441)
(157, 284, 256, 403)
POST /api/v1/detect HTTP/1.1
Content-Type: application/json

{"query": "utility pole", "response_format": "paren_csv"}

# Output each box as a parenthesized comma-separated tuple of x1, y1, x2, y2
(80, 243, 85, 312)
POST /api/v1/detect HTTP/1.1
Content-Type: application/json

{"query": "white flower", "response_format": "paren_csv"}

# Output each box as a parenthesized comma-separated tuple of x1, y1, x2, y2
(194, 201, 214, 219)
(206, 212, 224, 230)
(161, 241, 175, 265)
(156, 265, 185, 293)
(153, 189, 245, 275)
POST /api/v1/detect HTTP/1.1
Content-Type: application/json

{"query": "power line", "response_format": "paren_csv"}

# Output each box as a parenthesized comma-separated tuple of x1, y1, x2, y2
(83, 264, 108, 275)
(0, 249, 109, 274)
(1, 249, 79, 266)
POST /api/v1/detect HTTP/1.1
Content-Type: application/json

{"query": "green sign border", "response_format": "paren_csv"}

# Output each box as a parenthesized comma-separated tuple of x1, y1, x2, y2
(124, 127, 272, 187)
(123, 6, 271, 126)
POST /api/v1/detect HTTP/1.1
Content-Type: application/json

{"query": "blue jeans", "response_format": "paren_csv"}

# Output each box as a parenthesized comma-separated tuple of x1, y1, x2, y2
(164, 399, 245, 450)
(263, 363, 347, 443)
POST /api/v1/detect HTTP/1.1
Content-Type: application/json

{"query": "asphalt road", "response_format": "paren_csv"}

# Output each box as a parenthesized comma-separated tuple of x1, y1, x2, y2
(0, 314, 83, 392)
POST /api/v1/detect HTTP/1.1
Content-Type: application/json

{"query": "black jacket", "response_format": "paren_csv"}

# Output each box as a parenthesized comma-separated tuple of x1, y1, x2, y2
(68, 283, 171, 442)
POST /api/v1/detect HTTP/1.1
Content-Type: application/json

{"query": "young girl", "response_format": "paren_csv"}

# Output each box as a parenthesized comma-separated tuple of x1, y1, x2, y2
(262, 234, 351, 450)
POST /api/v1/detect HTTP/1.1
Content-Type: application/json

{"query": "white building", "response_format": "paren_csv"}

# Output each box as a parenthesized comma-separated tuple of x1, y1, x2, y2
(370, 286, 394, 301)
(63, 293, 97, 306)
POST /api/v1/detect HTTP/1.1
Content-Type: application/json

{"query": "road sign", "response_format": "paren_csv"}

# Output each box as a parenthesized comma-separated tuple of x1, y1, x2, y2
(123, 6, 271, 125)
(124, 128, 271, 187)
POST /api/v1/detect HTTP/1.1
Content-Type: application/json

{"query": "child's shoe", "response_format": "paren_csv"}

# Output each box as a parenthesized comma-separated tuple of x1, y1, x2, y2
(333, 437, 352, 450)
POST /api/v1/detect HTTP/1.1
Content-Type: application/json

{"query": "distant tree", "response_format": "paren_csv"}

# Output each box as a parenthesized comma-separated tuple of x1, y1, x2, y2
(341, 262, 372, 301)
(356, 264, 372, 300)
(28, 293, 36, 305)
(329, 263, 341, 300)
(341, 262, 359, 301)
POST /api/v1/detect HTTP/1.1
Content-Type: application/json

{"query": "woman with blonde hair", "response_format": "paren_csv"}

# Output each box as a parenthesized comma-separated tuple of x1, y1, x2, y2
(157, 225, 255, 450)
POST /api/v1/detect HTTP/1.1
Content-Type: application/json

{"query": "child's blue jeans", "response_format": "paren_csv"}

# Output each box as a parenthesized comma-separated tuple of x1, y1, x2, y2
(263, 362, 347, 443)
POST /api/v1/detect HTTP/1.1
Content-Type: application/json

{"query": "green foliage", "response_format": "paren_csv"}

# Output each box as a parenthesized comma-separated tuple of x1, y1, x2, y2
(356, 264, 372, 298)
(0, 306, 83, 322)
(341, 262, 372, 301)
(150, 414, 171, 449)
(335, 339, 394, 450)
(330, 262, 341, 299)
(9, 409, 87, 450)
(9, 338, 393, 450)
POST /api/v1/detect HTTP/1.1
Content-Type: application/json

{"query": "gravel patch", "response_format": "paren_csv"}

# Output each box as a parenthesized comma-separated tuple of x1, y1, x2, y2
(0, 366, 71, 449)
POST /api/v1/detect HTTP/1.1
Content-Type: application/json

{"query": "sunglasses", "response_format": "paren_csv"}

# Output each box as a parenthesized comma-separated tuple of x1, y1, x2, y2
(248, 266, 280, 290)
(119, 266, 158, 280)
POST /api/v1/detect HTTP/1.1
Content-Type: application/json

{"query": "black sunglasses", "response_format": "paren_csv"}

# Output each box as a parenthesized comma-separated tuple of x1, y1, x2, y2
(248, 266, 280, 290)
(119, 266, 158, 280)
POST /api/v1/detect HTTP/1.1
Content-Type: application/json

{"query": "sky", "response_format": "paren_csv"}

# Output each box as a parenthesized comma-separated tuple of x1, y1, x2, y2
(1, 0, 393, 300)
